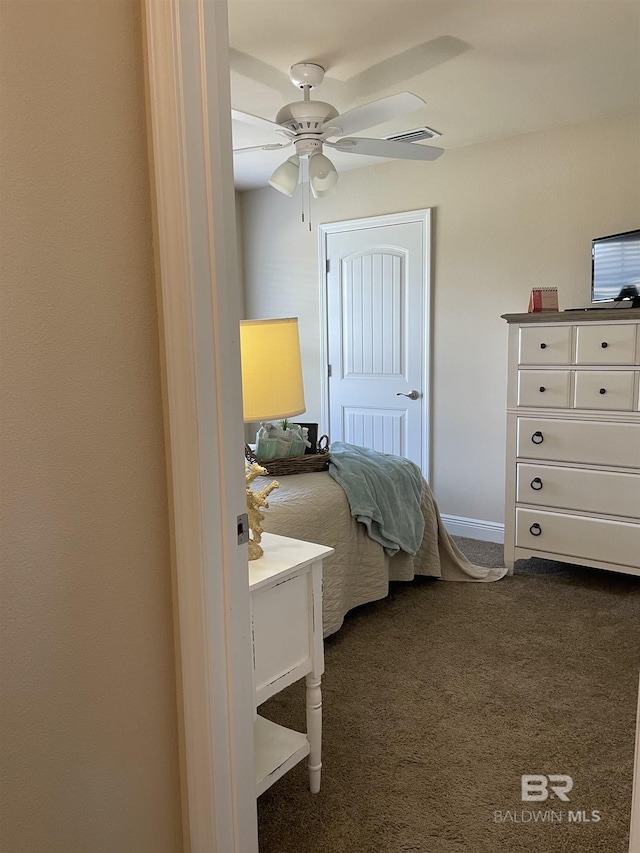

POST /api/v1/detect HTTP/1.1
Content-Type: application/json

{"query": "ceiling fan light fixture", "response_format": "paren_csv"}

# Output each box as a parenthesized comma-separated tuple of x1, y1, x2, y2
(309, 152, 338, 198)
(268, 155, 300, 196)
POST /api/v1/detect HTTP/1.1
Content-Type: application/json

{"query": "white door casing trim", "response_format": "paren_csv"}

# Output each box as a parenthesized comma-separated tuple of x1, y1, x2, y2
(319, 209, 432, 483)
(142, 2, 258, 851)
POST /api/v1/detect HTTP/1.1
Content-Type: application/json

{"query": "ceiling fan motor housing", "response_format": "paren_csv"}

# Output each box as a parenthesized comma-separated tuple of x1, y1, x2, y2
(275, 100, 339, 134)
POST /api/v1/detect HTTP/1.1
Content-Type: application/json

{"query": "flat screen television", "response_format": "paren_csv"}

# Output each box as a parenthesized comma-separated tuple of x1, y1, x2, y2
(591, 229, 640, 306)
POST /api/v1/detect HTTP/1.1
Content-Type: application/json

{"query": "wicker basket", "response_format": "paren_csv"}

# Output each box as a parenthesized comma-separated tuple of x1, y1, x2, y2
(245, 436, 330, 476)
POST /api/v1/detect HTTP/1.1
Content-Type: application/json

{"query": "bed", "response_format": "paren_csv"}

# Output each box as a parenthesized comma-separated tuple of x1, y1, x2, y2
(257, 456, 505, 637)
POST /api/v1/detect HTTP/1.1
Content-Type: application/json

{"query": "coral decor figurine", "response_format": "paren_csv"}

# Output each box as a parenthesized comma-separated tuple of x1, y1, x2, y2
(245, 461, 279, 560)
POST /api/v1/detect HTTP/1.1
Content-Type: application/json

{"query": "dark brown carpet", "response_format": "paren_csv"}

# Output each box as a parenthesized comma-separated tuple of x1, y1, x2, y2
(257, 538, 640, 853)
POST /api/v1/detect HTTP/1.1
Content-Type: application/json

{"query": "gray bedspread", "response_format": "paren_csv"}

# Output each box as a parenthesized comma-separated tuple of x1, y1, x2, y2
(258, 469, 506, 637)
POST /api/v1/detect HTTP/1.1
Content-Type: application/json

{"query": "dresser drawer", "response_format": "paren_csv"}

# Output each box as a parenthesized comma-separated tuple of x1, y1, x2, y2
(574, 370, 636, 410)
(515, 507, 640, 568)
(518, 370, 571, 408)
(517, 463, 640, 518)
(575, 323, 637, 365)
(519, 325, 572, 365)
(516, 417, 640, 468)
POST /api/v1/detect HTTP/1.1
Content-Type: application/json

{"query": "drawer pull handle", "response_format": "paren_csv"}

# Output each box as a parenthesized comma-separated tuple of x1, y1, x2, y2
(539, 386, 546, 392)
(529, 523, 542, 536)
(531, 431, 544, 444)
(540, 343, 547, 349)
(530, 477, 543, 490)
(601, 341, 608, 348)
(599, 388, 606, 395)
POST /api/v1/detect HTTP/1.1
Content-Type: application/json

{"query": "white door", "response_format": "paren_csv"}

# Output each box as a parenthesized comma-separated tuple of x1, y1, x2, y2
(321, 210, 430, 478)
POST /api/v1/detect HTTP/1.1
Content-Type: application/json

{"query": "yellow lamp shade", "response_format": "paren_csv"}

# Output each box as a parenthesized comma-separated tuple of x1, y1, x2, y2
(239, 317, 306, 423)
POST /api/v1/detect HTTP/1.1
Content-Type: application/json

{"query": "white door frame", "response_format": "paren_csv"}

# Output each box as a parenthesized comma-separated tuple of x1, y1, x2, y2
(143, 1, 258, 851)
(318, 209, 432, 482)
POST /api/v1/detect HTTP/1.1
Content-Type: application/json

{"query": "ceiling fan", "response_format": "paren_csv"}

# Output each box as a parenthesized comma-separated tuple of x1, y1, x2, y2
(232, 62, 444, 198)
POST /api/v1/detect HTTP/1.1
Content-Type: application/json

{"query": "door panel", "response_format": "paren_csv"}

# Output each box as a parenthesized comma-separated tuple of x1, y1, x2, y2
(342, 252, 405, 378)
(324, 213, 429, 475)
(342, 407, 406, 456)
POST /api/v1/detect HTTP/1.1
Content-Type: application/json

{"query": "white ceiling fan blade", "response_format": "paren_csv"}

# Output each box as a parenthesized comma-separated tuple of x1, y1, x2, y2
(323, 92, 425, 137)
(230, 49, 293, 98)
(233, 142, 292, 155)
(330, 137, 444, 161)
(343, 36, 472, 98)
(232, 108, 288, 137)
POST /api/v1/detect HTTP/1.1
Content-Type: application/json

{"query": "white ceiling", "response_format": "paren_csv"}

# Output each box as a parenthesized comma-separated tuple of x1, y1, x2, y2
(228, 0, 640, 191)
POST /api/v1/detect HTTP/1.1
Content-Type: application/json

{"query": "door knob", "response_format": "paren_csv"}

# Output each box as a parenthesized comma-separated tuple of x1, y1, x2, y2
(396, 390, 420, 400)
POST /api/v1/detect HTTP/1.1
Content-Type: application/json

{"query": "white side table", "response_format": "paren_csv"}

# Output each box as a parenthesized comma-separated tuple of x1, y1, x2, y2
(249, 532, 334, 797)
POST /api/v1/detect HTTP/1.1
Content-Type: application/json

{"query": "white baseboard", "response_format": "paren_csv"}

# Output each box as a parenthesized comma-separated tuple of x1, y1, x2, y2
(440, 514, 505, 544)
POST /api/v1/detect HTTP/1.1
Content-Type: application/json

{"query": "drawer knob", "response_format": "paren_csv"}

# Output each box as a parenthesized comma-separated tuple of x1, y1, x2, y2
(540, 343, 547, 349)
(531, 431, 544, 444)
(530, 477, 543, 490)
(601, 341, 608, 348)
(539, 386, 546, 392)
(529, 523, 542, 536)
(599, 388, 606, 395)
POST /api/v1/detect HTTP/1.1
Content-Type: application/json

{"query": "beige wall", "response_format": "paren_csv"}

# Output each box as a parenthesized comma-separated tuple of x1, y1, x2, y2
(239, 111, 640, 525)
(0, 2, 182, 851)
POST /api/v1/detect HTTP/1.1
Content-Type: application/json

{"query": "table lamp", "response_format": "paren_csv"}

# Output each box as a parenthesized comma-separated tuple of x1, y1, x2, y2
(239, 317, 306, 559)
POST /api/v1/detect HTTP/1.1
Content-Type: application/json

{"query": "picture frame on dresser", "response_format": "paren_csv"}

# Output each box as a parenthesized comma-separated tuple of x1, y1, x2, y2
(502, 309, 640, 578)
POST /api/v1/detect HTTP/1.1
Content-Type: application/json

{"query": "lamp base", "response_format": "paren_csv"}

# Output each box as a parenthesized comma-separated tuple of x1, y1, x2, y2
(245, 459, 279, 562)
(248, 538, 263, 561)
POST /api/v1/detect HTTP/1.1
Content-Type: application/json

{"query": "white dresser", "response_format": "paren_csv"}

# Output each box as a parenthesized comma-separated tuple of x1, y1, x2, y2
(502, 309, 640, 577)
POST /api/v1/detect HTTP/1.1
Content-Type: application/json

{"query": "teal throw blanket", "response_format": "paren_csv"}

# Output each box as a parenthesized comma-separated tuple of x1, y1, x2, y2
(328, 442, 425, 556)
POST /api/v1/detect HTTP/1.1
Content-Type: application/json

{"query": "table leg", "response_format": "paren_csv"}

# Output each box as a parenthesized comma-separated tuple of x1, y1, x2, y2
(306, 673, 322, 793)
